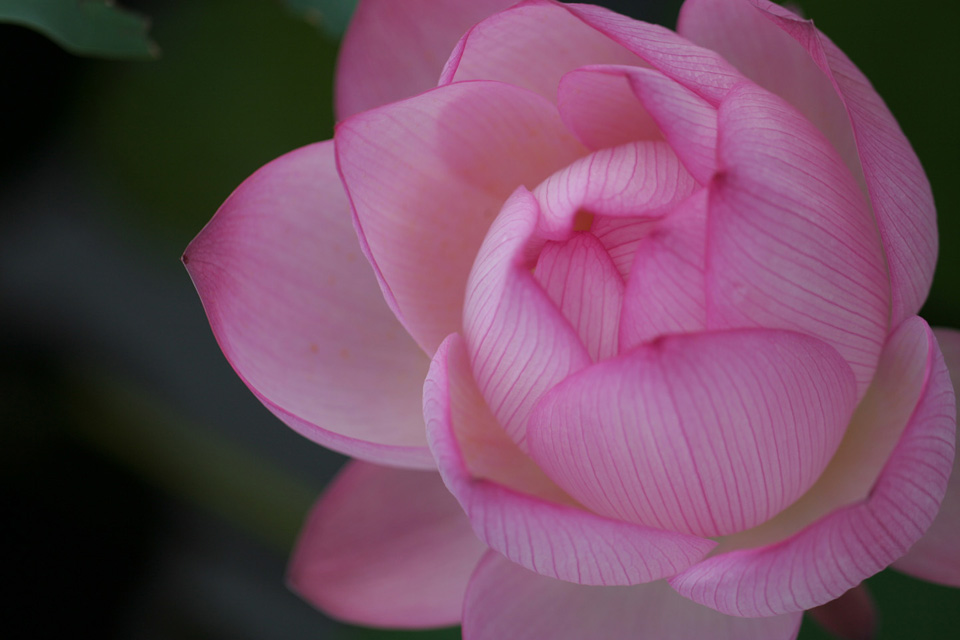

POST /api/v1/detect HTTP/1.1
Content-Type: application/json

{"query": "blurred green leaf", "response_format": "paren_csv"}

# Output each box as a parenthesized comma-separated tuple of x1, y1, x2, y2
(0, 0, 158, 59)
(282, 0, 358, 37)
(74, 0, 337, 252)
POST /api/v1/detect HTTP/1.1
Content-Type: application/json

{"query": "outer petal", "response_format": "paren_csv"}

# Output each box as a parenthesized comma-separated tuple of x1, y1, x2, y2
(439, 0, 642, 102)
(560, 1, 745, 105)
(424, 333, 717, 586)
(893, 328, 960, 586)
(681, 0, 937, 328)
(183, 141, 432, 468)
(677, 0, 857, 180)
(528, 329, 857, 538)
(708, 83, 890, 398)
(338, 81, 585, 355)
(334, 0, 517, 119)
(463, 552, 802, 640)
(670, 317, 957, 616)
(288, 461, 486, 628)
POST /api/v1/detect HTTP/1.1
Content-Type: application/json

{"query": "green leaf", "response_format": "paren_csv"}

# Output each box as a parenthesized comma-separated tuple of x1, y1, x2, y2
(281, 0, 358, 37)
(0, 0, 158, 59)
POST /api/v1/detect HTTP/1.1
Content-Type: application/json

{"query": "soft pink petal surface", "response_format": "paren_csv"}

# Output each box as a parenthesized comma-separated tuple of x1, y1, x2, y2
(533, 140, 697, 226)
(334, 0, 516, 119)
(677, 0, 857, 180)
(622, 66, 719, 184)
(184, 141, 432, 468)
(562, 1, 744, 105)
(707, 83, 889, 397)
(288, 461, 486, 628)
(463, 552, 802, 640)
(671, 317, 956, 616)
(533, 233, 625, 362)
(558, 67, 663, 150)
(893, 328, 960, 586)
(528, 329, 857, 538)
(425, 334, 716, 586)
(619, 189, 708, 349)
(439, 0, 642, 102)
(338, 81, 585, 355)
(462, 188, 593, 449)
(681, 0, 937, 328)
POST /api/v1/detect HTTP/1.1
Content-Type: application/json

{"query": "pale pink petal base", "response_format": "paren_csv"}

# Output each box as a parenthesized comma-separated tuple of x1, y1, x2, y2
(893, 328, 960, 586)
(670, 317, 956, 616)
(425, 333, 717, 586)
(463, 551, 803, 640)
(288, 461, 486, 628)
(184, 141, 433, 468)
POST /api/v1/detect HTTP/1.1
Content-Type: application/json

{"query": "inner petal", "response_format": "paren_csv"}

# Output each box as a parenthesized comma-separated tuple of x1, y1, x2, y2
(534, 232, 625, 362)
(527, 329, 857, 538)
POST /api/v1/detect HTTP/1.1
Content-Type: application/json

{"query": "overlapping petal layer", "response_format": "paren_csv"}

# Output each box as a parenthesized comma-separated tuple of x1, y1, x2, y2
(288, 462, 486, 627)
(425, 334, 717, 586)
(335, 0, 516, 119)
(463, 552, 803, 640)
(338, 81, 585, 355)
(439, 0, 643, 101)
(528, 329, 856, 538)
(892, 328, 960, 586)
(680, 0, 937, 328)
(183, 141, 432, 467)
(670, 317, 956, 616)
(707, 83, 889, 397)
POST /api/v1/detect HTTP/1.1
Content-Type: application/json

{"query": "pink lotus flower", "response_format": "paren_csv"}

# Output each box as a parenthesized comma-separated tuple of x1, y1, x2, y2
(184, 0, 960, 637)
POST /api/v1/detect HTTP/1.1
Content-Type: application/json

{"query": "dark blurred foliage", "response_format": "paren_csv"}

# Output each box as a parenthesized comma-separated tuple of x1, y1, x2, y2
(1, 1, 957, 639)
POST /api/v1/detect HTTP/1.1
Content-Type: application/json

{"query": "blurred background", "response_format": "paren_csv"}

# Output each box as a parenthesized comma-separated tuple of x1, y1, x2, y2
(2, 0, 957, 638)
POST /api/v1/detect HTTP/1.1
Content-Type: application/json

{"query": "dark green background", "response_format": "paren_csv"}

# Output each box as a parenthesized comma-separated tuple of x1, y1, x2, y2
(2, 0, 956, 638)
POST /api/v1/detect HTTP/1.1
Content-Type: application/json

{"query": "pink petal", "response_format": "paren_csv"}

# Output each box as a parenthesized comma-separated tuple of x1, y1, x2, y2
(338, 81, 585, 355)
(806, 585, 877, 640)
(559, 65, 719, 183)
(590, 215, 659, 279)
(623, 67, 719, 184)
(533, 233, 625, 362)
(707, 82, 890, 398)
(532, 140, 698, 228)
(892, 328, 960, 586)
(528, 329, 857, 538)
(287, 461, 486, 628)
(557, 67, 663, 150)
(670, 316, 957, 616)
(561, 2, 745, 105)
(677, 0, 858, 181)
(619, 189, 708, 350)
(462, 188, 593, 449)
(334, 0, 516, 119)
(683, 0, 937, 332)
(183, 141, 432, 468)
(439, 0, 642, 102)
(424, 333, 717, 586)
(463, 552, 803, 640)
